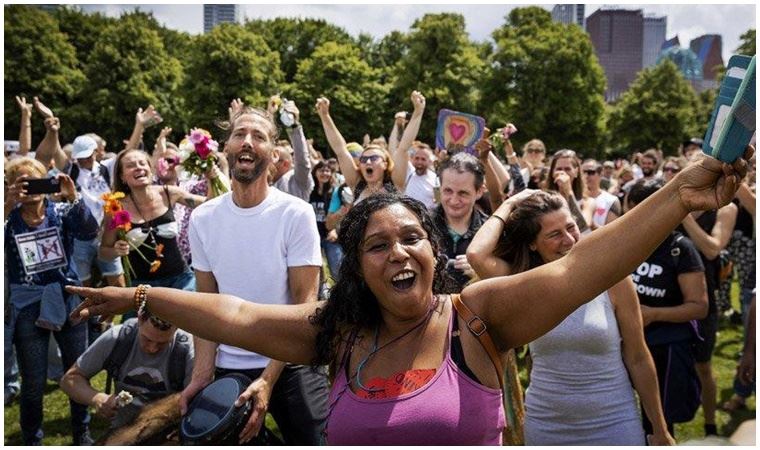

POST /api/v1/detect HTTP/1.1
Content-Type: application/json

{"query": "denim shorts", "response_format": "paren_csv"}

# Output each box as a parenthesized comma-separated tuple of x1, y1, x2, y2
(72, 238, 123, 280)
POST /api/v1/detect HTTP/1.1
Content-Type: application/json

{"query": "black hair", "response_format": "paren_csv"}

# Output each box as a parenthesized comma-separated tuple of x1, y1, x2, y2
(626, 178, 665, 207)
(308, 192, 452, 370)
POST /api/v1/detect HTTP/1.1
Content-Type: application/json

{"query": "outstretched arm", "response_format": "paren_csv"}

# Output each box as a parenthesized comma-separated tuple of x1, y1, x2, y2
(284, 101, 314, 195)
(392, 91, 425, 190)
(315, 97, 359, 188)
(681, 203, 737, 260)
(68, 285, 322, 366)
(463, 150, 750, 351)
(16, 96, 32, 155)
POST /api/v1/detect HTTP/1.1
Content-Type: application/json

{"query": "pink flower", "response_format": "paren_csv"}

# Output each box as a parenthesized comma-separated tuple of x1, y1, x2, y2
(189, 129, 207, 145)
(207, 139, 219, 152)
(110, 210, 132, 229)
(502, 123, 518, 139)
(196, 141, 212, 160)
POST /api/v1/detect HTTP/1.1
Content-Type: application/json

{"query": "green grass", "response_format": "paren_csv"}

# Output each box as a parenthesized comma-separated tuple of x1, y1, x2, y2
(5, 282, 754, 444)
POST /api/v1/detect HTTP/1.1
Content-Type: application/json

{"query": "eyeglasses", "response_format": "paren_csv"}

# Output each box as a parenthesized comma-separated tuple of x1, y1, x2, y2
(662, 166, 681, 173)
(582, 169, 599, 175)
(526, 148, 544, 154)
(359, 155, 384, 164)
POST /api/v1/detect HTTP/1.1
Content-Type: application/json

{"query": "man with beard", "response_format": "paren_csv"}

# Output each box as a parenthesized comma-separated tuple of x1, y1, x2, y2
(639, 149, 661, 181)
(185, 106, 328, 444)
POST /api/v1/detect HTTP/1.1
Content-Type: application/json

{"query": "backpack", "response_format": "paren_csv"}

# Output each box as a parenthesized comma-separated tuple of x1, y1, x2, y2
(67, 162, 111, 191)
(103, 318, 190, 395)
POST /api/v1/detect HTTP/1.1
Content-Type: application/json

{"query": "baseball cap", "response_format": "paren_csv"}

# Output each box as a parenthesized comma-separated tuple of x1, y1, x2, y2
(4, 140, 20, 154)
(72, 135, 98, 159)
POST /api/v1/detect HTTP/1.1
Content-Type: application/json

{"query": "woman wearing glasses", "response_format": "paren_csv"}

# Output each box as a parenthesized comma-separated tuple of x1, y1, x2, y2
(661, 156, 688, 183)
(315, 97, 397, 206)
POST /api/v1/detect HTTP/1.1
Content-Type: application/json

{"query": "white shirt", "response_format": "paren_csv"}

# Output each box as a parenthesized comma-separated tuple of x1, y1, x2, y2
(404, 162, 439, 210)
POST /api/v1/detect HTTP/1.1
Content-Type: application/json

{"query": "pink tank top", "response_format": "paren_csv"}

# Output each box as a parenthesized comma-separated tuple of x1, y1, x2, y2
(325, 305, 506, 445)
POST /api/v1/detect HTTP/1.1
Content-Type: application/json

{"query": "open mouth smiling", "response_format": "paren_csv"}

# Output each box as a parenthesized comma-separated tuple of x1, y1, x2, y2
(391, 270, 417, 291)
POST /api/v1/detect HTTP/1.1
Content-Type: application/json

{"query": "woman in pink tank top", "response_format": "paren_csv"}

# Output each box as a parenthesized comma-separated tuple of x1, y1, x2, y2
(68, 140, 749, 445)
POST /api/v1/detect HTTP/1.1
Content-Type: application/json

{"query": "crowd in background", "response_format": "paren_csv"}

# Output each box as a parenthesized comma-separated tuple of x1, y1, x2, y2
(4, 90, 755, 445)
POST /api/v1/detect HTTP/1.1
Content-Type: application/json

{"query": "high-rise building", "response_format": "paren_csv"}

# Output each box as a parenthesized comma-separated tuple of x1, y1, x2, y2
(551, 4, 586, 28)
(203, 4, 239, 33)
(642, 15, 667, 68)
(587, 8, 644, 101)
(690, 34, 724, 83)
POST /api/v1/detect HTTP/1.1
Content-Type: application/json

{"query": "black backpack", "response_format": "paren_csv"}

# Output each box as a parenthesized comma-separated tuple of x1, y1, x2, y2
(103, 318, 190, 395)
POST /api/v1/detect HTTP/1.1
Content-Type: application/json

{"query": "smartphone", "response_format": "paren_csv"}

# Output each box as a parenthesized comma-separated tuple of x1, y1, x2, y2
(25, 177, 61, 195)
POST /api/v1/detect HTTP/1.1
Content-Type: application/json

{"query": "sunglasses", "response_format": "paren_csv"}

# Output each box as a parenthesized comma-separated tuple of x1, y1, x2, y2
(663, 166, 681, 173)
(583, 169, 599, 175)
(359, 154, 384, 164)
(163, 156, 180, 166)
(526, 148, 544, 154)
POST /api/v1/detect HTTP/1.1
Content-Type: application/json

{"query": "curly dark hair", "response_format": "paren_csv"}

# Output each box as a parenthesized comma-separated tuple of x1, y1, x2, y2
(493, 191, 567, 274)
(309, 192, 452, 370)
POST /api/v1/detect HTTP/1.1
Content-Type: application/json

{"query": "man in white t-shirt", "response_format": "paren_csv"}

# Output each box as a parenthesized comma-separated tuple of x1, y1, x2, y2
(402, 143, 439, 210)
(186, 105, 328, 445)
(582, 159, 622, 229)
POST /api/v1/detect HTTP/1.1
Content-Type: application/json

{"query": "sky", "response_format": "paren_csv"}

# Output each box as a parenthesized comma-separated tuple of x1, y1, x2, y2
(74, 2, 756, 63)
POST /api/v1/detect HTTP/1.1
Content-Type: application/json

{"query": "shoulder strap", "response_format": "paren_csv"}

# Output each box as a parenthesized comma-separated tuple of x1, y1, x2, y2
(450, 294, 504, 391)
(451, 294, 525, 446)
(99, 163, 111, 187)
(162, 184, 172, 209)
(167, 332, 190, 392)
(104, 320, 138, 395)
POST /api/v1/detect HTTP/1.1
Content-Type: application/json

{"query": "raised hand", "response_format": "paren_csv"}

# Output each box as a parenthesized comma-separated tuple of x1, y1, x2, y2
(410, 90, 426, 114)
(229, 98, 245, 120)
(56, 174, 77, 202)
(475, 128, 493, 161)
(136, 105, 162, 128)
(282, 99, 300, 123)
(674, 146, 753, 212)
(5, 174, 29, 206)
(553, 170, 573, 197)
(315, 97, 330, 117)
(33, 96, 54, 119)
(43, 117, 60, 132)
(158, 126, 173, 140)
(16, 96, 32, 116)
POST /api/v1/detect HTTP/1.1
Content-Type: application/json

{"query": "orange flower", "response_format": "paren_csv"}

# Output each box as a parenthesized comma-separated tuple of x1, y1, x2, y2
(149, 260, 162, 273)
(104, 199, 122, 215)
(101, 191, 126, 202)
(155, 243, 165, 258)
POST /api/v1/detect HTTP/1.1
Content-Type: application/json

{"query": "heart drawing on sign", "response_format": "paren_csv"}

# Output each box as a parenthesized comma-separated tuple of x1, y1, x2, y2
(449, 123, 467, 142)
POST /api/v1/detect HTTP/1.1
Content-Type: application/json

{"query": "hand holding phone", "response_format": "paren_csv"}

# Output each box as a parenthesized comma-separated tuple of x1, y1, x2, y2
(24, 177, 61, 195)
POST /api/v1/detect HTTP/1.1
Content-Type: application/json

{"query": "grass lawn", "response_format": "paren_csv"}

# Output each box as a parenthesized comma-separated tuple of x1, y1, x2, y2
(4, 282, 755, 445)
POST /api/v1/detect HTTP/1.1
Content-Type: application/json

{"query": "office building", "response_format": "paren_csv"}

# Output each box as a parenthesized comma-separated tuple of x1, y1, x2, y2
(551, 4, 586, 28)
(587, 8, 644, 101)
(203, 4, 239, 33)
(642, 15, 667, 68)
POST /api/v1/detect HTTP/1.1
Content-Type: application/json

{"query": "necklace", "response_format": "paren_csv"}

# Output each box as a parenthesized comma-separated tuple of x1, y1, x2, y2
(354, 296, 438, 393)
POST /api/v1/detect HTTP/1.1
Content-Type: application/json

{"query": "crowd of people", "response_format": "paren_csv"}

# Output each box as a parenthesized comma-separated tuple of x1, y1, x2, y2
(4, 89, 755, 446)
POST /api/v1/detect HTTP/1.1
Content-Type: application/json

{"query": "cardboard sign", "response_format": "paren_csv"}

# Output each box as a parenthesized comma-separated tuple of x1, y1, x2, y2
(14, 227, 67, 275)
(435, 109, 486, 156)
(703, 54, 756, 163)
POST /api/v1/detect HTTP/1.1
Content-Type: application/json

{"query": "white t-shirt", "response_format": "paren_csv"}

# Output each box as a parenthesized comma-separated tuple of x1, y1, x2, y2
(188, 188, 322, 369)
(404, 162, 439, 210)
(75, 161, 111, 226)
(591, 190, 619, 228)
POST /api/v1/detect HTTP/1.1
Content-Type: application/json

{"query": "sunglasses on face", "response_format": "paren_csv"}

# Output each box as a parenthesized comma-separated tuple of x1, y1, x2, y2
(163, 156, 180, 166)
(663, 166, 681, 173)
(583, 169, 598, 175)
(359, 155, 384, 164)
(526, 149, 544, 154)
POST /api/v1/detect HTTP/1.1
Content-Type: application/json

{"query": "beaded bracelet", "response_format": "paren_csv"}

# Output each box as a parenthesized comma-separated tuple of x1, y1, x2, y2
(134, 284, 151, 317)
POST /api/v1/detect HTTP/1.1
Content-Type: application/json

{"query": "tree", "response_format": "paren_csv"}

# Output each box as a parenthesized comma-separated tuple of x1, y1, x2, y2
(80, 13, 185, 148)
(607, 60, 699, 155)
(182, 23, 283, 135)
(53, 6, 115, 70)
(483, 7, 607, 156)
(245, 18, 353, 83)
(289, 41, 388, 153)
(4, 5, 86, 143)
(390, 13, 487, 144)
(736, 29, 756, 56)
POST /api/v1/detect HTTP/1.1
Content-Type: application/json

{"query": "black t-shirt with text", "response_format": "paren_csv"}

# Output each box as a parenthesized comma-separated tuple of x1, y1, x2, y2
(631, 232, 704, 345)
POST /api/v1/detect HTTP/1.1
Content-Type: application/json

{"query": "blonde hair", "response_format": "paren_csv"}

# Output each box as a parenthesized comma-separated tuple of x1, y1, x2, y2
(5, 157, 47, 184)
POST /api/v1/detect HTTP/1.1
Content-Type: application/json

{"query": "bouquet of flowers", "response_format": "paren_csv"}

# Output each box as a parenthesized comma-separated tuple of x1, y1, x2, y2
(102, 192, 165, 286)
(178, 128, 228, 197)
(489, 123, 518, 155)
